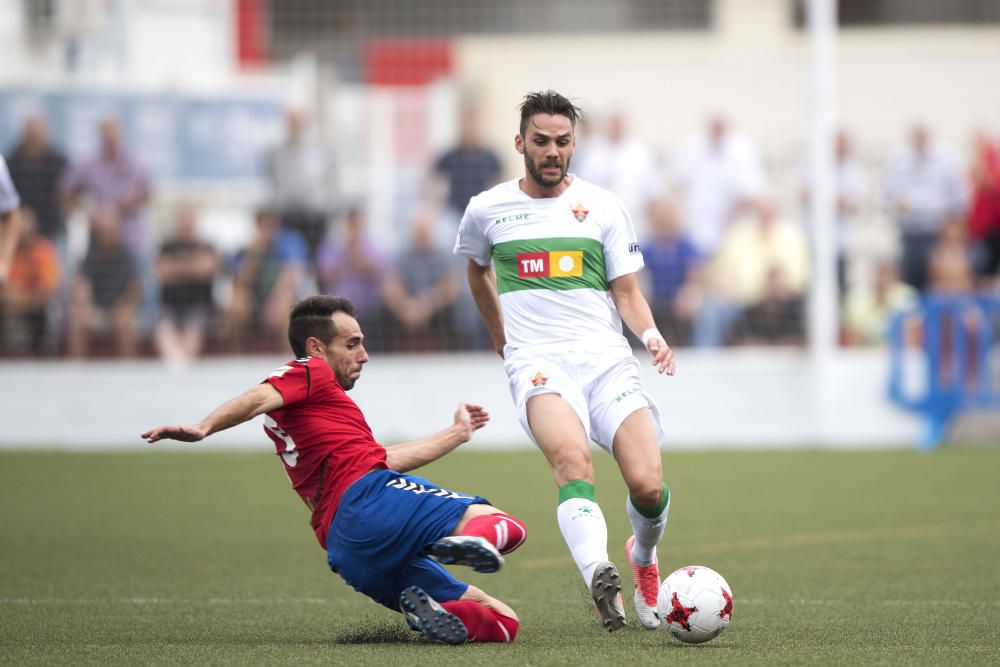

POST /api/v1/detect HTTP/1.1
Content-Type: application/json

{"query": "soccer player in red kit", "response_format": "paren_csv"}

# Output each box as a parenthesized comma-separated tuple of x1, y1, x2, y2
(142, 295, 527, 645)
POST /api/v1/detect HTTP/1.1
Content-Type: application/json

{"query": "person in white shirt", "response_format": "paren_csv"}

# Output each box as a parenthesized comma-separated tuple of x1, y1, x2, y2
(455, 90, 676, 633)
(670, 115, 765, 256)
(883, 124, 968, 291)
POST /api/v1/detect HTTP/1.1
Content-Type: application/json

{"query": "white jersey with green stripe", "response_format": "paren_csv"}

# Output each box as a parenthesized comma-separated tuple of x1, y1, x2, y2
(454, 175, 644, 349)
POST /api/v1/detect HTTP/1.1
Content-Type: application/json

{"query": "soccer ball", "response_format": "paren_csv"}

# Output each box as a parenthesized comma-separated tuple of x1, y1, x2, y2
(656, 565, 733, 644)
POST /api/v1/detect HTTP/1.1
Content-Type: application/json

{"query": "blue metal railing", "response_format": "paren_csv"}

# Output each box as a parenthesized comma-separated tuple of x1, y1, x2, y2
(888, 294, 1000, 450)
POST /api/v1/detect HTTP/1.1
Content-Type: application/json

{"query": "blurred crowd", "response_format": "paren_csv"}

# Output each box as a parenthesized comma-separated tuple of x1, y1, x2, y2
(1, 105, 998, 363)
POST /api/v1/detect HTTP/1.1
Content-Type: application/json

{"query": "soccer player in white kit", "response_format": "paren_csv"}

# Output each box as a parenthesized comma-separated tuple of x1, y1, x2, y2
(454, 91, 676, 632)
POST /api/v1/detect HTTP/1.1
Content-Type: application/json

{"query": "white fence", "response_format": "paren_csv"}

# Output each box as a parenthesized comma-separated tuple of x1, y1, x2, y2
(1, 349, 920, 450)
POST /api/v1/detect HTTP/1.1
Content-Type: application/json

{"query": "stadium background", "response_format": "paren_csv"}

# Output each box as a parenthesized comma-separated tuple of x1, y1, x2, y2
(1, 0, 999, 447)
(2, 3, 1000, 665)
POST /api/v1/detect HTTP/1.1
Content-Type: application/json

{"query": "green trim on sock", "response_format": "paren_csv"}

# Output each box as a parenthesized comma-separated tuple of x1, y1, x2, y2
(558, 480, 595, 504)
(629, 483, 670, 518)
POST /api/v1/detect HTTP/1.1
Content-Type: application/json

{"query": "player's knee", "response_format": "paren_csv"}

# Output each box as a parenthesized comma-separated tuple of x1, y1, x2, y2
(629, 479, 663, 510)
(553, 450, 593, 485)
(497, 613, 520, 642)
(459, 512, 527, 554)
(493, 512, 527, 554)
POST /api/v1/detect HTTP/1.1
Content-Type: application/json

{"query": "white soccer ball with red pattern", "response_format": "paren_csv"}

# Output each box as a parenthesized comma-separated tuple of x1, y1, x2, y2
(656, 565, 733, 644)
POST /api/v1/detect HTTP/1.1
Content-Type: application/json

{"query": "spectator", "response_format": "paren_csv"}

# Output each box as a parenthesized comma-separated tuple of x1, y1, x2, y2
(224, 208, 307, 353)
(692, 196, 810, 347)
(966, 131, 1000, 283)
(883, 124, 967, 292)
(67, 208, 141, 358)
(714, 197, 811, 304)
(154, 204, 220, 366)
(5, 115, 69, 255)
(0, 154, 22, 288)
(316, 206, 386, 347)
(432, 108, 502, 229)
(842, 260, 918, 346)
(572, 111, 659, 240)
(267, 108, 336, 267)
(61, 116, 152, 257)
(926, 221, 981, 388)
(801, 130, 868, 295)
(382, 208, 459, 352)
(0, 208, 61, 356)
(670, 114, 765, 256)
(641, 198, 700, 345)
(61, 116, 154, 331)
(730, 267, 806, 346)
(928, 221, 975, 294)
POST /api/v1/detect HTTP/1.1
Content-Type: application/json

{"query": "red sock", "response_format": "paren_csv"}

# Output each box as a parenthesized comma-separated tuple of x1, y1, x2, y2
(440, 600, 519, 643)
(461, 513, 527, 554)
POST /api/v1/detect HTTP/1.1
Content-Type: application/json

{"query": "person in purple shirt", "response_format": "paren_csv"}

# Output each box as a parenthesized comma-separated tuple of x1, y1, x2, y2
(61, 117, 151, 255)
(315, 206, 386, 348)
(641, 199, 700, 346)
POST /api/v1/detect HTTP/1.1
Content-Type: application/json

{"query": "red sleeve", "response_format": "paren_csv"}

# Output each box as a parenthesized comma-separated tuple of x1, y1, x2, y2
(263, 361, 311, 406)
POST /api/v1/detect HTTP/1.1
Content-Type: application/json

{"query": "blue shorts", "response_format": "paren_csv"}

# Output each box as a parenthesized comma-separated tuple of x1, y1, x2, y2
(326, 469, 490, 610)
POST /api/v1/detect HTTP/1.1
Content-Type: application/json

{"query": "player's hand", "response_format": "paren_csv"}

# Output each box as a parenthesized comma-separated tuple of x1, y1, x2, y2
(647, 336, 676, 376)
(141, 424, 207, 444)
(453, 402, 490, 442)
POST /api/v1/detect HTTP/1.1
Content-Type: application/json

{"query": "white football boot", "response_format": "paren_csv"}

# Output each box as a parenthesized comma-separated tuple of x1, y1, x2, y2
(625, 535, 662, 629)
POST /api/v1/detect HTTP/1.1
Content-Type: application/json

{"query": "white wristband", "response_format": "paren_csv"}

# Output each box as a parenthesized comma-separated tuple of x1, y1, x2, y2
(641, 328, 662, 347)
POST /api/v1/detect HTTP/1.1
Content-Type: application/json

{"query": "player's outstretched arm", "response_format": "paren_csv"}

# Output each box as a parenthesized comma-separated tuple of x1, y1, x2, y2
(141, 383, 284, 444)
(384, 402, 489, 472)
(609, 273, 676, 376)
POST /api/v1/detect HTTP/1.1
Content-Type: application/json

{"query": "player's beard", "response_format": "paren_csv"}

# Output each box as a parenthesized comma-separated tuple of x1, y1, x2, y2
(336, 370, 357, 390)
(525, 154, 569, 188)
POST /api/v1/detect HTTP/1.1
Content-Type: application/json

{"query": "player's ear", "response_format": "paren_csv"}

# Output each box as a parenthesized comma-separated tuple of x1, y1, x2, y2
(305, 336, 323, 356)
(514, 133, 524, 155)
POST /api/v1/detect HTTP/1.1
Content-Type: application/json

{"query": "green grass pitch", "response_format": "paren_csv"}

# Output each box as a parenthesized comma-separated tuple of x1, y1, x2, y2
(1, 447, 998, 665)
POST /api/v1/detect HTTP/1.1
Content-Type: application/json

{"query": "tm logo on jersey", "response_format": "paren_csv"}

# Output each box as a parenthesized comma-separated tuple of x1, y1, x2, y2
(517, 250, 584, 278)
(385, 478, 473, 500)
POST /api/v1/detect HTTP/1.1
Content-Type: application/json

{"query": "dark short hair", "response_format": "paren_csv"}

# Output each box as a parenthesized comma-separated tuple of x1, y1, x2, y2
(288, 295, 357, 358)
(519, 90, 583, 136)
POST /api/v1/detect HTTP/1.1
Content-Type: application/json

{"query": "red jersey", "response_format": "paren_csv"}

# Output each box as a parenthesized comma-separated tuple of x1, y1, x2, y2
(263, 356, 387, 546)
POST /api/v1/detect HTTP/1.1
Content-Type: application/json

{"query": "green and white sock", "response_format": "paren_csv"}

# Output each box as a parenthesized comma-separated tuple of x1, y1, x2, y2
(556, 480, 608, 587)
(626, 483, 670, 566)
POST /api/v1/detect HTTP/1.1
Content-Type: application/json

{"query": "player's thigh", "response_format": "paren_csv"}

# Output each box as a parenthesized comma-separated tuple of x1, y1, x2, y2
(588, 356, 665, 493)
(505, 350, 591, 444)
(526, 392, 594, 486)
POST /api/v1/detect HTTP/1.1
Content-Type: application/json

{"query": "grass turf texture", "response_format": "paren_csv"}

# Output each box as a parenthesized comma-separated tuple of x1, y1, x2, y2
(1, 448, 998, 665)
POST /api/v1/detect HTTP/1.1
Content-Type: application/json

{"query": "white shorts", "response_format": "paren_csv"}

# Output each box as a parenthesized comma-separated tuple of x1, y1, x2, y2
(502, 342, 665, 454)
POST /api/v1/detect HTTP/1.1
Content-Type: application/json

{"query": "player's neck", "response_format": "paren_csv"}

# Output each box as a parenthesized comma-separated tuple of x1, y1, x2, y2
(518, 175, 572, 199)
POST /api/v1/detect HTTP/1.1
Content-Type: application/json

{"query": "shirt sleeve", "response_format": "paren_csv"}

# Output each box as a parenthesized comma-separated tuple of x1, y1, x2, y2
(0, 156, 20, 214)
(263, 361, 311, 406)
(453, 198, 492, 267)
(602, 194, 645, 281)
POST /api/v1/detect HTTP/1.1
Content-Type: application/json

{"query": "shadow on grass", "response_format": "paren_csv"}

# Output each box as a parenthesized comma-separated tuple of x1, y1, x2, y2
(334, 619, 416, 645)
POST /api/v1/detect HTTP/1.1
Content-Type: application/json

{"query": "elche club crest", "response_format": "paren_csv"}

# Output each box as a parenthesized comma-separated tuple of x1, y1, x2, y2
(571, 201, 589, 223)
